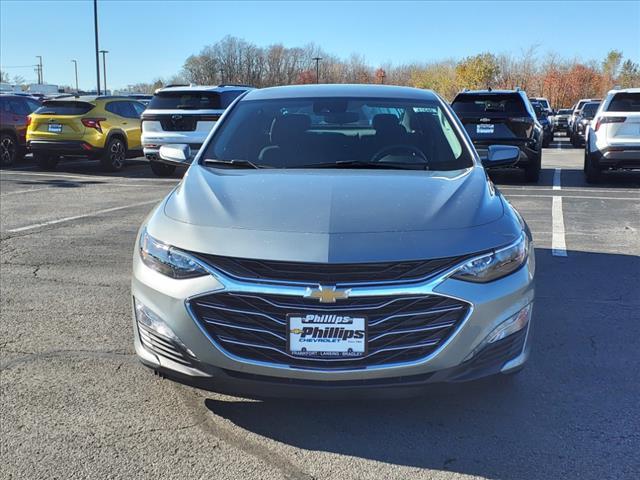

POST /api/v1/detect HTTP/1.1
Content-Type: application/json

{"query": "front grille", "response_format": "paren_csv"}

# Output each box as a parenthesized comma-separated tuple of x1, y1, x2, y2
(189, 292, 470, 369)
(192, 254, 470, 286)
(138, 322, 194, 367)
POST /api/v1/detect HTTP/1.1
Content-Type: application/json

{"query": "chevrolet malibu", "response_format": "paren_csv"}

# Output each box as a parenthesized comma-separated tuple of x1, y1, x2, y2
(132, 84, 535, 397)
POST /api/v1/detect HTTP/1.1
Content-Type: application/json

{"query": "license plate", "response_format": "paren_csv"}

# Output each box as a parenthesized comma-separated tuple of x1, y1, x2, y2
(48, 124, 62, 133)
(477, 124, 494, 134)
(287, 313, 367, 359)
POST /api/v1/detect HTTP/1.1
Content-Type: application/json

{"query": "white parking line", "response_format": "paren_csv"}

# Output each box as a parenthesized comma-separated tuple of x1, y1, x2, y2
(506, 194, 638, 200)
(6, 200, 159, 233)
(0, 170, 178, 183)
(553, 168, 561, 190)
(552, 196, 568, 257)
(0, 187, 55, 197)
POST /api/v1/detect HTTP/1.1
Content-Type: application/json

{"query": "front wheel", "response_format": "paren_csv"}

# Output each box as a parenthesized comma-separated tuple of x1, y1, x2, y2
(34, 152, 59, 170)
(150, 161, 176, 177)
(101, 137, 127, 172)
(0, 133, 19, 167)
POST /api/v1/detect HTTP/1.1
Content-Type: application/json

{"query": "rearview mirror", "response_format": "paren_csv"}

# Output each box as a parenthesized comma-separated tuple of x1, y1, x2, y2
(159, 144, 192, 165)
(481, 145, 520, 168)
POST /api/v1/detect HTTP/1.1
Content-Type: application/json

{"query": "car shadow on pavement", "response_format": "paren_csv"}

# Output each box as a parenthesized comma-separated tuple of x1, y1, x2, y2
(203, 248, 640, 479)
(13, 179, 106, 188)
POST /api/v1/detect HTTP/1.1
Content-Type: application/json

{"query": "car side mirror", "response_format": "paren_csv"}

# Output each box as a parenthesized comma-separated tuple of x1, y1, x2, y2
(481, 145, 520, 168)
(159, 144, 192, 165)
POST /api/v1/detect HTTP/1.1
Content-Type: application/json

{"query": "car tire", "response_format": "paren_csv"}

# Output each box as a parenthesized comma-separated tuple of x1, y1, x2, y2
(524, 151, 541, 182)
(34, 152, 59, 170)
(570, 133, 580, 148)
(0, 133, 19, 167)
(150, 161, 176, 177)
(101, 137, 127, 172)
(584, 148, 601, 184)
(542, 136, 551, 148)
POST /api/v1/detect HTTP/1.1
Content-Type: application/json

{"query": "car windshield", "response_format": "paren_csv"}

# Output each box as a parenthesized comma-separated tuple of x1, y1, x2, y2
(608, 92, 640, 112)
(201, 97, 473, 171)
(582, 103, 600, 117)
(451, 93, 527, 114)
(148, 91, 244, 110)
(35, 101, 94, 115)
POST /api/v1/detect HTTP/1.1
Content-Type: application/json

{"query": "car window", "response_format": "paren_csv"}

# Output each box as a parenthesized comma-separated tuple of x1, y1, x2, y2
(202, 97, 473, 171)
(131, 101, 146, 117)
(607, 92, 640, 112)
(451, 93, 527, 114)
(581, 103, 600, 117)
(35, 101, 94, 115)
(25, 99, 40, 113)
(8, 99, 30, 115)
(107, 101, 139, 119)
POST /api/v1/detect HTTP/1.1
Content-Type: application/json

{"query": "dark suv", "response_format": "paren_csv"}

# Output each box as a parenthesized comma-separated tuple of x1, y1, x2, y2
(0, 94, 41, 166)
(451, 89, 543, 182)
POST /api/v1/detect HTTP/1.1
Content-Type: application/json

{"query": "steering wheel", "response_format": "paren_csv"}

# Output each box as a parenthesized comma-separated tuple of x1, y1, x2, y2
(371, 144, 428, 164)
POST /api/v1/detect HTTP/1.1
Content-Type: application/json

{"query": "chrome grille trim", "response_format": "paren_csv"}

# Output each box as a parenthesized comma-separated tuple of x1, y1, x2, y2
(201, 317, 287, 341)
(369, 321, 457, 342)
(185, 254, 478, 373)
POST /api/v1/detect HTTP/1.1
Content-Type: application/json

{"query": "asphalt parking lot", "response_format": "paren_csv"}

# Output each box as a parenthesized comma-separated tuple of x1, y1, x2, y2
(1, 138, 639, 480)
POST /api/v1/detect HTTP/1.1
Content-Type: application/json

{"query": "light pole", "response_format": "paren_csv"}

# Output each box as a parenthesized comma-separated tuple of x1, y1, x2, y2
(71, 60, 79, 92)
(93, 0, 101, 94)
(99, 50, 109, 94)
(35, 56, 43, 83)
(312, 57, 322, 84)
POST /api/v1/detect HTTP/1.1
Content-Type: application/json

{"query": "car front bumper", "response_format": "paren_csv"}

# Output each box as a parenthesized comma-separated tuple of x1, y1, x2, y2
(131, 242, 536, 397)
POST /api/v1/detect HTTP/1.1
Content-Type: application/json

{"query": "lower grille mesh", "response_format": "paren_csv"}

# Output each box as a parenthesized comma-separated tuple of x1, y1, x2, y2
(189, 292, 470, 369)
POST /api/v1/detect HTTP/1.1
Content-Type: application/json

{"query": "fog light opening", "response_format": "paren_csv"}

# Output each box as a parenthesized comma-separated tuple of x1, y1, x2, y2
(134, 298, 197, 359)
(465, 303, 532, 361)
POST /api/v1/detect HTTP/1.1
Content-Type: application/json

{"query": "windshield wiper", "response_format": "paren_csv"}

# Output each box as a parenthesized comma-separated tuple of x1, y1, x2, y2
(203, 158, 265, 169)
(300, 160, 428, 170)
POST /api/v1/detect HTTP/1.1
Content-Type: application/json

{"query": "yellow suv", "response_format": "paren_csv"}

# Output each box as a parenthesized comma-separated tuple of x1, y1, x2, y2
(27, 96, 145, 171)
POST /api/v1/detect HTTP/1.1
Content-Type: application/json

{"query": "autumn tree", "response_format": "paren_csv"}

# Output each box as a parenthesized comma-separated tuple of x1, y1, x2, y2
(455, 53, 500, 90)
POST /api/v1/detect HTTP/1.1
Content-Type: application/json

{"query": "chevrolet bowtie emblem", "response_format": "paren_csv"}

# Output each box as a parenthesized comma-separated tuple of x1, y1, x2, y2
(304, 285, 351, 303)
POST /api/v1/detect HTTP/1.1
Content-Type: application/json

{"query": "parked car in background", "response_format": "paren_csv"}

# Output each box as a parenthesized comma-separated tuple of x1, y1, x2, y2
(133, 84, 535, 396)
(26, 95, 145, 171)
(530, 97, 553, 116)
(451, 89, 543, 181)
(569, 98, 599, 131)
(141, 84, 252, 176)
(584, 88, 640, 183)
(0, 94, 41, 166)
(127, 94, 153, 106)
(570, 101, 600, 147)
(553, 108, 573, 135)
(531, 101, 553, 147)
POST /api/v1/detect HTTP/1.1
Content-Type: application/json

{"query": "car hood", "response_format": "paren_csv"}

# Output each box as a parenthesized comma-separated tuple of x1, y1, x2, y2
(149, 165, 518, 262)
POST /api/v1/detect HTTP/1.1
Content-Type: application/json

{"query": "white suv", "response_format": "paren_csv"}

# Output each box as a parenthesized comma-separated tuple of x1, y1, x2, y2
(141, 85, 252, 176)
(584, 88, 640, 183)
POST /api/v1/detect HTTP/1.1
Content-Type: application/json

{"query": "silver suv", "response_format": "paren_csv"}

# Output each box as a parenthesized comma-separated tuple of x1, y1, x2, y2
(141, 84, 252, 176)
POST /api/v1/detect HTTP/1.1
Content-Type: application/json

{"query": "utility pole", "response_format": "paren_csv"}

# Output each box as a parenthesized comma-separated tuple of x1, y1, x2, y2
(35, 56, 43, 83)
(219, 68, 224, 84)
(313, 57, 322, 84)
(71, 60, 79, 92)
(93, 0, 101, 95)
(99, 50, 108, 94)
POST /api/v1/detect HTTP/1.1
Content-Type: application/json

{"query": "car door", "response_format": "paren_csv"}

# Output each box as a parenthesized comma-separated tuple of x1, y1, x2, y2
(106, 101, 141, 150)
(126, 101, 145, 150)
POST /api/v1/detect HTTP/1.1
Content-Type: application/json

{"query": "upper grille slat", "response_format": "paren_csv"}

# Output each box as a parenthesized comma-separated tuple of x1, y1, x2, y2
(193, 254, 471, 286)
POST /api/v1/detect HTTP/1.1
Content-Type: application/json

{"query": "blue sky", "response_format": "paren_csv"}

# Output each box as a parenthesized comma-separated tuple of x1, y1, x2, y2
(1, 0, 638, 90)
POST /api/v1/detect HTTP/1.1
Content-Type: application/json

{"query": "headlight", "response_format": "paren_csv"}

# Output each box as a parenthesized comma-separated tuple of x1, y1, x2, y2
(139, 228, 208, 279)
(451, 233, 529, 283)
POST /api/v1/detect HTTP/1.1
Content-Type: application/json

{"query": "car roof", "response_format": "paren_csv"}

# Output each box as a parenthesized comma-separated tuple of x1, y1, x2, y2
(607, 87, 640, 95)
(244, 84, 440, 101)
(42, 95, 140, 103)
(155, 84, 253, 94)
(455, 89, 525, 96)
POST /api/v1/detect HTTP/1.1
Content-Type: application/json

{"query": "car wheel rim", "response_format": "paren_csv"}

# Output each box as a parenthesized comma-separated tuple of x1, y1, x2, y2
(110, 141, 125, 168)
(1, 137, 16, 165)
